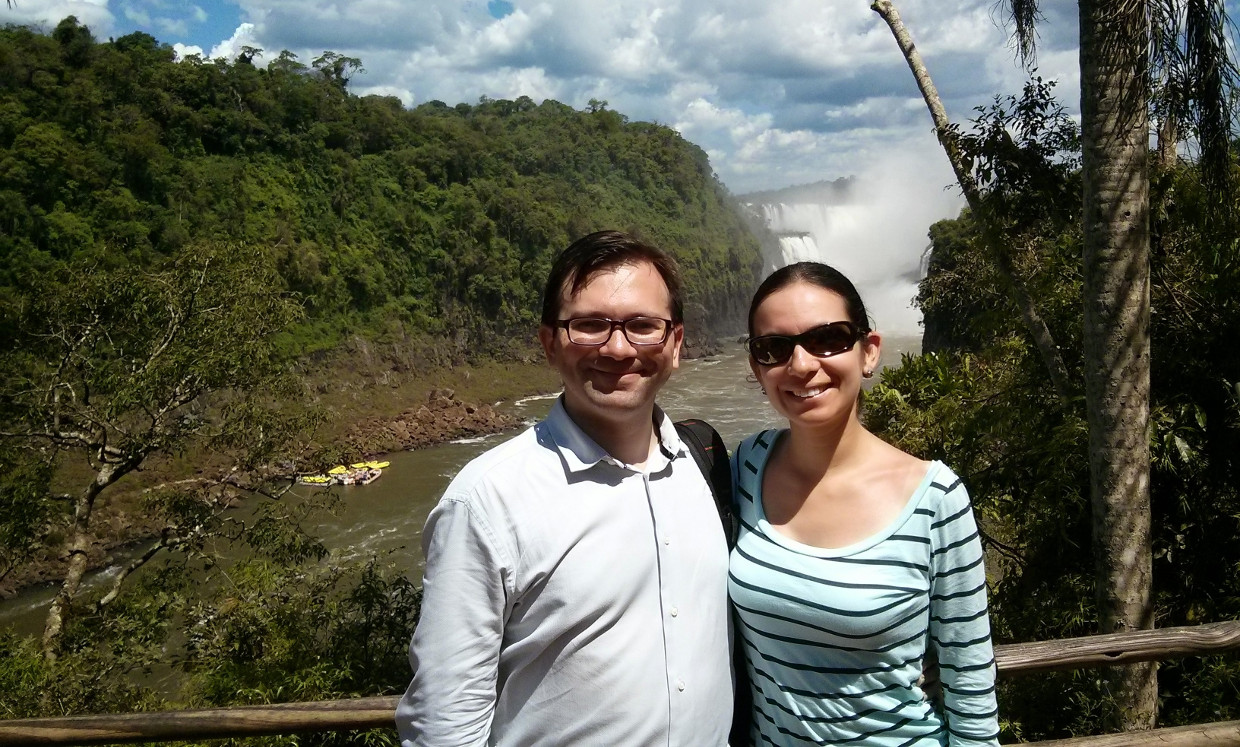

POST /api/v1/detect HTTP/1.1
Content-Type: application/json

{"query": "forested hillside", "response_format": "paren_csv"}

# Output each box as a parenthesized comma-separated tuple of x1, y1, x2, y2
(0, 17, 763, 357)
(0, 18, 765, 720)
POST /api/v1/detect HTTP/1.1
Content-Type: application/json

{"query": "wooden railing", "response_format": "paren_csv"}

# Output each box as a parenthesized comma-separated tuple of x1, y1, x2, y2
(995, 619, 1240, 675)
(3, 621, 1240, 746)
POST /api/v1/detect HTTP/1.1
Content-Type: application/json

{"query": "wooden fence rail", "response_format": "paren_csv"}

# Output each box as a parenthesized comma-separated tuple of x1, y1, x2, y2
(0, 698, 400, 746)
(997, 620, 1240, 675)
(3, 621, 1240, 746)
(1031, 720, 1240, 746)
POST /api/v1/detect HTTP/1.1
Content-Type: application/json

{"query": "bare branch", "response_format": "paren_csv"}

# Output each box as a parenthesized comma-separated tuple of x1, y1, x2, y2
(0, 428, 124, 459)
(977, 524, 1027, 566)
(95, 528, 188, 610)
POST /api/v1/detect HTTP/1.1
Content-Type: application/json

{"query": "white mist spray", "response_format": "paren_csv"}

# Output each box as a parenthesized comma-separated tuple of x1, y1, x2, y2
(748, 149, 963, 338)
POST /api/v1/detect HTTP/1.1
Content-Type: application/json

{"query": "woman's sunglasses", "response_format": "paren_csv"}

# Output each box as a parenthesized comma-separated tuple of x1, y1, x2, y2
(747, 321, 866, 366)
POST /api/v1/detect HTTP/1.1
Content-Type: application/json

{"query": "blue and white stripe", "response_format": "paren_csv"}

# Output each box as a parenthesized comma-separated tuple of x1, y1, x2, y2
(728, 430, 999, 746)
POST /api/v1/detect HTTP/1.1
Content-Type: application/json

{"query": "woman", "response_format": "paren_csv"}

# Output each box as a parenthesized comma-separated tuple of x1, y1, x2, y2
(729, 262, 999, 746)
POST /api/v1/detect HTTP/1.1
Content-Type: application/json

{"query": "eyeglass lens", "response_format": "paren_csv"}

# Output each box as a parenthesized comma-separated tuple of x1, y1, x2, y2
(748, 322, 859, 365)
(566, 317, 669, 345)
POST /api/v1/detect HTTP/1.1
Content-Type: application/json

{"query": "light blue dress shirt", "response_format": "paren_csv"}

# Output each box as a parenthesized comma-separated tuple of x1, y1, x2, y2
(396, 398, 733, 746)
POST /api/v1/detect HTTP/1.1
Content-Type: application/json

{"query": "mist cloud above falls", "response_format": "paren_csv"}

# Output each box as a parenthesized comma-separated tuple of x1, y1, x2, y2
(758, 148, 963, 337)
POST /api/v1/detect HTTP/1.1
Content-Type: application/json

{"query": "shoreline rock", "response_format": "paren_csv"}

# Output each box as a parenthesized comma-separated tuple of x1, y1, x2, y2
(342, 388, 521, 457)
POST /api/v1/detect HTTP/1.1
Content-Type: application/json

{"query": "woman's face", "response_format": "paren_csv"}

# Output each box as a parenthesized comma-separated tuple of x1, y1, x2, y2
(749, 281, 880, 428)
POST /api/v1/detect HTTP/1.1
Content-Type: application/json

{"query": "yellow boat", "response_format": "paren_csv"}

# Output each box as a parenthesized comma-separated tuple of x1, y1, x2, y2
(350, 460, 390, 470)
(297, 474, 333, 486)
(328, 465, 349, 475)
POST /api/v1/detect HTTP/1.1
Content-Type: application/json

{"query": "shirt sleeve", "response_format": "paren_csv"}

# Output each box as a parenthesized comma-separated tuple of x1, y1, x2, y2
(395, 496, 511, 746)
(928, 474, 1000, 746)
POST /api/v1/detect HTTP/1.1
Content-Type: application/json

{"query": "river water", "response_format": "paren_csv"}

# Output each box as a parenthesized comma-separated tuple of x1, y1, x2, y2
(0, 337, 920, 634)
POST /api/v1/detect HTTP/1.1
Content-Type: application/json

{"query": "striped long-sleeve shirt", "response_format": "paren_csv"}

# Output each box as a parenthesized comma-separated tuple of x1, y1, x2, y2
(728, 430, 999, 746)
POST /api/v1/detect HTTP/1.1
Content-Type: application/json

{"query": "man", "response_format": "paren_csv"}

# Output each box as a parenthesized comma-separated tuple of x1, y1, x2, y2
(395, 231, 734, 746)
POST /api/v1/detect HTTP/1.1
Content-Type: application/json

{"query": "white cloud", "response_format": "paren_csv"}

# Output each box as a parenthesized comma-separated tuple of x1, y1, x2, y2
(208, 21, 259, 60)
(8, 0, 1089, 198)
(5, 0, 113, 35)
(353, 83, 414, 107)
(121, 4, 151, 27)
(172, 42, 205, 60)
(154, 16, 189, 37)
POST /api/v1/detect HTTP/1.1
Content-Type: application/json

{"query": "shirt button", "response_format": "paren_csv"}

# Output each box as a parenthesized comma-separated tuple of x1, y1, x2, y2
(670, 606, 679, 617)
(677, 680, 686, 692)
(662, 535, 670, 545)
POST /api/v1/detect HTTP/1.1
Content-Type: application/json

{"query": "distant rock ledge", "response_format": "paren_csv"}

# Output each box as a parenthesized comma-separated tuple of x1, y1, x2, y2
(343, 388, 522, 457)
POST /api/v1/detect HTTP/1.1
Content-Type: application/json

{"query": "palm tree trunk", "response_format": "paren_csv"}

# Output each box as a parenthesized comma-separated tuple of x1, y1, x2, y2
(1079, 0, 1157, 730)
(1156, 113, 1179, 169)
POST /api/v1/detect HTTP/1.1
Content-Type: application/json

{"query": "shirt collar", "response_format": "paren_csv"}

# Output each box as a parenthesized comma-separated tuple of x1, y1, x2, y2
(544, 396, 687, 474)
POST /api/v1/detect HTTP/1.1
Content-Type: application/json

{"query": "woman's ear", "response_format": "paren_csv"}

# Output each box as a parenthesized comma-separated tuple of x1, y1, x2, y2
(862, 330, 882, 376)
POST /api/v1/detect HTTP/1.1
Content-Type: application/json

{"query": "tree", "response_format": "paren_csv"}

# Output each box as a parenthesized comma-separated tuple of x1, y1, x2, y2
(0, 443, 54, 587)
(0, 242, 303, 657)
(1076, 0, 1156, 728)
(877, 0, 1239, 729)
(0, 19, 763, 352)
(870, 127, 1240, 738)
(1000, 0, 1237, 730)
(870, 1, 1074, 403)
(312, 51, 363, 89)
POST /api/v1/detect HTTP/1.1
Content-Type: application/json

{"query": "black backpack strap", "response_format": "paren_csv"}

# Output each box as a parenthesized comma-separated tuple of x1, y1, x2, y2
(674, 418, 753, 746)
(674, 418, 736, 549)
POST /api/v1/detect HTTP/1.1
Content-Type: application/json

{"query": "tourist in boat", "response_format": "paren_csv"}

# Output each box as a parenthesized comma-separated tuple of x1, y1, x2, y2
(730, 261, 999, 745)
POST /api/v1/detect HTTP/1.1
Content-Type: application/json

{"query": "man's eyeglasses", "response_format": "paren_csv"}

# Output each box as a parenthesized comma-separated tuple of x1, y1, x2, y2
(557, 317, 674, 346)
(747, 321, 866, 366)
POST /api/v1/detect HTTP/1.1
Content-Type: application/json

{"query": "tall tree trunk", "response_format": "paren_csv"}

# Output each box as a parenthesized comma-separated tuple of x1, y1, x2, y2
(1079, 0, 1158, 730)
(41, 461, 128, 659)
(1156, 113, 1178, 169)
(871, 0, 1074, 403)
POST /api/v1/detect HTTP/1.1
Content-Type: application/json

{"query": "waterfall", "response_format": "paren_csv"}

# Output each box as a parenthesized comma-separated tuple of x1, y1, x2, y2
(743, 174, 962, 338)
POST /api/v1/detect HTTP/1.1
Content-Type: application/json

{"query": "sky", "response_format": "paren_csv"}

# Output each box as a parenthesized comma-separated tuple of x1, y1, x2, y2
(6, 0, 1087, 198)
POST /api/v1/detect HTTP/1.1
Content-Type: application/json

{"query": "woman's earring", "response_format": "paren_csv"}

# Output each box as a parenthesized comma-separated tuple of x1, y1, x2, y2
(863, 369, 874, 379)
(760, 387, 767, 395)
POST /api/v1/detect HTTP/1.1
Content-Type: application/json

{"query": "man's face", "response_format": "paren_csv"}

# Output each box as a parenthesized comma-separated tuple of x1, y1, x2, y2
(538, 260, 683, 431)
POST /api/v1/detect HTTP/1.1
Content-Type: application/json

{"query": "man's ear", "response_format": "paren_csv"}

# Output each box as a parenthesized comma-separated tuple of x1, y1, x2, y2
(537, 324, 557, 365)
(669, 323, 684, 369)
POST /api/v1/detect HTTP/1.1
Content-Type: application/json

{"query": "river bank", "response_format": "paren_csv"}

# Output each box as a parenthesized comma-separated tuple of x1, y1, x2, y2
(1, 332, 740, 602)
(2, 353, 563, 601)
(3, 336, 916, 621)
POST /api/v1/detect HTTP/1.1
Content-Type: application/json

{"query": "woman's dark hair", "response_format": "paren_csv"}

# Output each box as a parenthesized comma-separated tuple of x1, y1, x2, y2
(747, 261, 871, 336)
(541, 230, 684, 326)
